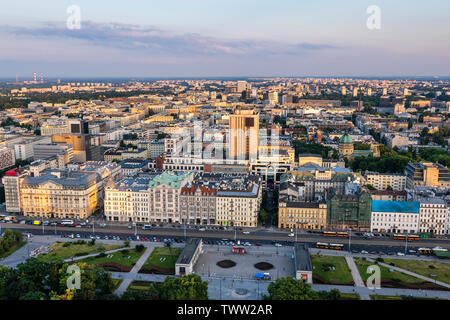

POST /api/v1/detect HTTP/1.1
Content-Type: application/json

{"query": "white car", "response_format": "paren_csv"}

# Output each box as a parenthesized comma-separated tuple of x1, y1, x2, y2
(361, 250, 368, 254)
(243, 231, 250, 234)
(274, 243, 282, 247)
(288, 233, 294, 237)
(199, 228, 206, 231)
(397, 252, 405, 256)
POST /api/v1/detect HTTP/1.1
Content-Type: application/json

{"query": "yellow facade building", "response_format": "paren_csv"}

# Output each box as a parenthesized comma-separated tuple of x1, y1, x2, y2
(278, 201, 327, 230)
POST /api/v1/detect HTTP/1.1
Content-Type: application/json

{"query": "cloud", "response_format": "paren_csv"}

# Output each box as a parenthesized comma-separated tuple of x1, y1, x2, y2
(0, 21, 340, 57)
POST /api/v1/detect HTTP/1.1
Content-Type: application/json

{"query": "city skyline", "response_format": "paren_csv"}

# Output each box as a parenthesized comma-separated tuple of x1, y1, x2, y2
(0, 0, 449, 78)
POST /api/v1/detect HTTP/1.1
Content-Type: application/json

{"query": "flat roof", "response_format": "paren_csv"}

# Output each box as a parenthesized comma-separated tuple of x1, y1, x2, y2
(176, 238, 202, 265)
(372, 200, 420, 213)
(294, 244, 312, 272)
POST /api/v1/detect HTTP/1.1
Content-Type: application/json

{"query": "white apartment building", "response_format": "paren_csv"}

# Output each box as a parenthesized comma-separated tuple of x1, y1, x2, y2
(419, 199, 447, 235)
(13, 136, 52, 160)
(104, 171, 194, 223)
(364, 171, 407, 191)
(370, 200, 420, 234)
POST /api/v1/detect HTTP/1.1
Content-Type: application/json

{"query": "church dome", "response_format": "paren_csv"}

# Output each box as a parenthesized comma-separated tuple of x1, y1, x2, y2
(339, 134, 353, 144)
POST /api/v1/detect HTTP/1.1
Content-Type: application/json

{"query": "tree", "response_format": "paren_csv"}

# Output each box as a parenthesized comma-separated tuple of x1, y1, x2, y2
(265, 277, 316, 300)
(265, 277, 343, 300)
(159, 274, 208, 300)
(259, 209, 268, 223)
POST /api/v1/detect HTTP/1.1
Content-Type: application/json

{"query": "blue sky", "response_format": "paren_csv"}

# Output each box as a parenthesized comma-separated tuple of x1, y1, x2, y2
(0, 0, 449, 78)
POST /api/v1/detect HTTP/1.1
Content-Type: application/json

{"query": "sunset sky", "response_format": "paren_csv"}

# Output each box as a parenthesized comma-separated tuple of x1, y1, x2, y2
(1, 0, 449, 78)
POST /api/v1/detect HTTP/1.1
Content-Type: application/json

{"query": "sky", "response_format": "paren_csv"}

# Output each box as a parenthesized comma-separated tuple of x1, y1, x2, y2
(0, 0, 449, 78)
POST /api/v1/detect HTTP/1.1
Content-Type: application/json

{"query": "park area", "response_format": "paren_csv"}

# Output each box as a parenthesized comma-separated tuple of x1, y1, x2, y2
(383, 258, 450, 285)
(36, 241, 122, 262)
(310, 255, 354, 285)
(354, 257, 446, 290)
(139, 246, 182, 275)
(78, 247, 144, 272)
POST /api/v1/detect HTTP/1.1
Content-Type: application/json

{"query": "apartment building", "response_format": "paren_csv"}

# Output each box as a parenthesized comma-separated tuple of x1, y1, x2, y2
(404, 161, 450, 189)
(215, 174, 262, 227)
(0, 146, 15, 170)
(364, 171, 406, 191)
(369, 190, 407, 201)
(419, 199, 447, 235)
(20, 170, 99, 219)
(278, 201, 327, 230)
(104, 171, 194, 223)
(370, 200, 420, 234)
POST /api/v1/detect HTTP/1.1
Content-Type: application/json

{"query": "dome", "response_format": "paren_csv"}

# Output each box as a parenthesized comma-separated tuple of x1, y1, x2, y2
(339, 134, 353, 144)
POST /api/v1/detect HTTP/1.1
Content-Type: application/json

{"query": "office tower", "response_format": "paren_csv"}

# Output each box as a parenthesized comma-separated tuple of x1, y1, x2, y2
(353, 87, 358, 97)
(229, 108, 259, 161)
(341, 87, 347, 95)
(367, 88, 372, 96)
(237, 80, 247, 93)
(268, 91, 278, 105)
(382, 88, 388, 95)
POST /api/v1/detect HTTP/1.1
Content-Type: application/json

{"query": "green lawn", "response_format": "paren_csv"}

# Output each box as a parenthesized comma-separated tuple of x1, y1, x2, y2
(37, 241, 122, 262)
(0, 241, 27, 259)
(311, 255, 354, 285)
(355, 258, 426, 287)
(140, 247, 182, 274)
(383, 258, 450, 285)
(78, 248, 144, 269)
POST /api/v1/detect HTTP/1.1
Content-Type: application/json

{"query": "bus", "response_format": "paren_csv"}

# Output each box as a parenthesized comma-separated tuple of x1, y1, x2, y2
(316, 242, 344, 250)
(61, 219, 74, 225)
(337, 232, 349, 238)
(323, 231, 337, 237)
(393, 234, 420, 241)
(329, 243, 344, 250)
(418, 248, 433, 255)
(316, 242, 329, 249)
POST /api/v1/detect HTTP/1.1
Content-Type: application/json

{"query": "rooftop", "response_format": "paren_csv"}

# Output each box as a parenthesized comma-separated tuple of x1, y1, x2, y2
(372, 200, 420, 213)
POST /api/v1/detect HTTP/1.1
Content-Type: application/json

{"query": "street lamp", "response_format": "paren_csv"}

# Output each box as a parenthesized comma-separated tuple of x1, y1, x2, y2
(348, 228, 352, 252)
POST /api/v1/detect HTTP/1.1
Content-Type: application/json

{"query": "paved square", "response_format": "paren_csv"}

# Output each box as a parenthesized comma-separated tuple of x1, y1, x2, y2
(194, 245, 296, 280)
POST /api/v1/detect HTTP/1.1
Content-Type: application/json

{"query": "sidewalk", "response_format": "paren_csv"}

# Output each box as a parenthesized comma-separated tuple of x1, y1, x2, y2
(345, 255, 370, 300)
(114, 246, 154, 296)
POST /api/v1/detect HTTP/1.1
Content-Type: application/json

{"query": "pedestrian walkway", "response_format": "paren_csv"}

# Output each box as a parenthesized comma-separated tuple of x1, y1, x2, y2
(114, 246, 154, 296)
(367, 258, 450, 289)
(63, 247, 128, 263)
(345, 255, 370, 300)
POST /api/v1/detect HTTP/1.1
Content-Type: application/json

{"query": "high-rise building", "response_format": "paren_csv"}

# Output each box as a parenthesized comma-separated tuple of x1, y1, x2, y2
(229, 108, 259, 161)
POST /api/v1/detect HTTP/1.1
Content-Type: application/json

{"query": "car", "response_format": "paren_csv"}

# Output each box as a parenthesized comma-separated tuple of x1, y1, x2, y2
(243, 231, 250, 234)
(199, 228, 206, 231)
(288, 233, 295, 237)
(50, 222, 57, 226)
(19, 220, 26, 224)
(274, 243, 282, 247)
(352, 250, 359, 253)
(397, 252, 405, 256)
(361, 250, 368, 254)
(370, 251, 377, 255)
